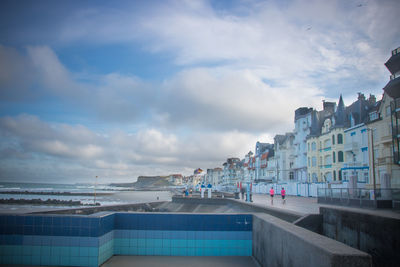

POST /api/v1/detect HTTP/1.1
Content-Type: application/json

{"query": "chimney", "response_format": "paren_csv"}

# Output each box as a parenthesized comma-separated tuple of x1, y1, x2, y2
(368, 94, 376, 105)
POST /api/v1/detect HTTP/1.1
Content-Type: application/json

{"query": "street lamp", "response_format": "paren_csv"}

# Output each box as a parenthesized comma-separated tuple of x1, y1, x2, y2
(94, 176, 98, 205)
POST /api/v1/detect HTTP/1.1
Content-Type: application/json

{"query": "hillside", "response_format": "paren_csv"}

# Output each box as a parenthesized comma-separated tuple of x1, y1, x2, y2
(109, 176, 173, 190)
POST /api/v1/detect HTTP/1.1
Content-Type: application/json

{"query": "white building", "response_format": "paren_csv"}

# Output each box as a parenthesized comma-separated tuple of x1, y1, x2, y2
(293, 108, 314, 182)
(206, 167, 223, 186)
(274, 133, 295, 182)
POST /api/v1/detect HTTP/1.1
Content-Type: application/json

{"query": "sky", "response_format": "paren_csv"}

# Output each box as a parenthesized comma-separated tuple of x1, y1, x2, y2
(0, 0, 399, 184)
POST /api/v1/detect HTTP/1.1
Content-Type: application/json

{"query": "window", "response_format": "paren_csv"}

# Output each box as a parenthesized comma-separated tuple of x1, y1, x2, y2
(339, 170, 342, 181)
(289, 172, 294, 180)
(337, 134, 343, 144)
(386, 105, 391, 117)
(308, 157, 310, 167)
(369, 112, 378, 121)
(333, 152, 336, 163)
(361, 130, 367, 146)
(312, 173, 318, 182)
(333, 170, 336, 180)
(363, 172, 369, 183)
(312, 157, 316, 167)
(338, 151, 344, 162)
(324, 139, 331, 148)
(332, 135, 335, 145)
(311, 142, 316, 151)
(362, 149, 368, 163)
(308, 143, 310, 151)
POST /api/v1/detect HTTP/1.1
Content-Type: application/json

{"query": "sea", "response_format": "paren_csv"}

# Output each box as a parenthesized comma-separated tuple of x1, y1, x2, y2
(0, 181, 172, 213)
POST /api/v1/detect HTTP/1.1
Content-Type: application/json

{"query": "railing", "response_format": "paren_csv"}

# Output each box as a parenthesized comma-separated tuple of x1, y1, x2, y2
(317, 188, 400, 207)
(377, 156, 392, 166)
(342, 162, 363, 168)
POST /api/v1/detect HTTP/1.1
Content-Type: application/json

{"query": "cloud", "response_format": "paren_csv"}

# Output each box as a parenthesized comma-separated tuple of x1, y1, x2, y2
(0, 114, 267, 182)
(0, 44, 324, 133)
(159, 67, 322, 133)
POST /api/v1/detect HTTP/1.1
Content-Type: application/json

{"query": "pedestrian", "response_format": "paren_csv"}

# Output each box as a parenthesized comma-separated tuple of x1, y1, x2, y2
(269, 187, 275, 205)
(281, 187, 286, 204)
(240, 186, 245, 200)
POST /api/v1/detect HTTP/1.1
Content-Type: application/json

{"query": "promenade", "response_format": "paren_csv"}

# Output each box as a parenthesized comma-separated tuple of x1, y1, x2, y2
(241, 193, 400, 219)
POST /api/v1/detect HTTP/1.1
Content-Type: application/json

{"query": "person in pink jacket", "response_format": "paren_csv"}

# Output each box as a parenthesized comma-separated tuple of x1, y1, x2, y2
(281, 187, 286, 204)
(269, 187, 275, 205)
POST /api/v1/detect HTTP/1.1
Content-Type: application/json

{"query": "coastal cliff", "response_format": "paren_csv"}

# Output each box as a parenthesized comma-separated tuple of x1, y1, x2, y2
(110, 176, 173, 190)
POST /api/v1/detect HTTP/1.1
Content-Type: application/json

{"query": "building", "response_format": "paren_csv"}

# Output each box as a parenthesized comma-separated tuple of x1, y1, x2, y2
(222, 157, 242, 186)
(168, 174, 183, 185)
(242, 151, 255, 182)
(341, 94, 377, 187)
(306, 97, 347, 182)
(293, 107, 314, 182)
(254, 142, 274, 182)
(383, 46, 400, 188)
(274, 133, 295, 182)
(206, 168, 223, 186)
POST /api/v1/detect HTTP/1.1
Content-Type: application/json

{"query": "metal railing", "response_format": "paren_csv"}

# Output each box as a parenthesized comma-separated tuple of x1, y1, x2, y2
(317, 188, 400, 207)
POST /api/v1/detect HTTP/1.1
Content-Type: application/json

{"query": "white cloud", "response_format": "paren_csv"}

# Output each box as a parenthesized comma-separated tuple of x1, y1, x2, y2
(0, 114, 269, 182)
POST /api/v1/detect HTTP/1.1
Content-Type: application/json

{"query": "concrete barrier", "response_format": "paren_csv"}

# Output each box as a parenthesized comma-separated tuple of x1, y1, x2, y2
(29, 201, 167, 215)
(252, 213, 372, 267)
(320, 206, 400, 266)
(172, 196, 302, 223)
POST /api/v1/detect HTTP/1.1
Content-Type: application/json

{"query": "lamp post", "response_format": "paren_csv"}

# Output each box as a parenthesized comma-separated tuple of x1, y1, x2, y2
(94, 176, 98, 205)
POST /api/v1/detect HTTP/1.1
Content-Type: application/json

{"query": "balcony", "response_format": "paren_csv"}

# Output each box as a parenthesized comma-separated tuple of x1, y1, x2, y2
(385, 48, 400, 75)
(377, 156, 392, 166)
(383, 76, 400, 99)
(319, 164, 332, 169)
(319, 147, 331, 152)
(344, 142, 359, 152)
(343, 162, 362, 168)
(391, 98, 400, 113)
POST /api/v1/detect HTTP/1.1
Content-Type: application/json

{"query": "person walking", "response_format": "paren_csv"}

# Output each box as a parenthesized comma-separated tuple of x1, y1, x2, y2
(269, 187, 275, 205)
(281, 187, 286, 204)
(240, 186, 245, 200)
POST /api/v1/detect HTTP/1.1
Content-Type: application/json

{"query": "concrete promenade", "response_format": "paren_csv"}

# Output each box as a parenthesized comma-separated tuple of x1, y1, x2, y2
(239, 193, 400, 219)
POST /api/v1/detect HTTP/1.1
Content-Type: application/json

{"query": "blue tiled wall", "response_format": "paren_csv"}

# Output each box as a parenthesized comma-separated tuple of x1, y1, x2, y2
(0, 213, 252, 266)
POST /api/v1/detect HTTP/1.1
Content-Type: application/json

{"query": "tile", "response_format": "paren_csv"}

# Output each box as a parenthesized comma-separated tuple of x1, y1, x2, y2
(70, 256, 80, 266)
(129, 238, 138, 247)
(60, 256, 71, 266)
(80, 246, 89, 257)
(88, 256, 98, 267)
(70, 246, 80, 257)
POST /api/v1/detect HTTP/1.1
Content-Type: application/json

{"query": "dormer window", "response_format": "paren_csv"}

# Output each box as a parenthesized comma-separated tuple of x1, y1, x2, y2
(369, 111, 378, 121)
(323, 119, 331, 133)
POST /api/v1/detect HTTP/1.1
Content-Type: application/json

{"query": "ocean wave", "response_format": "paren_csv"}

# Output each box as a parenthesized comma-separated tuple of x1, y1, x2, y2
(0, 187, 20, 191)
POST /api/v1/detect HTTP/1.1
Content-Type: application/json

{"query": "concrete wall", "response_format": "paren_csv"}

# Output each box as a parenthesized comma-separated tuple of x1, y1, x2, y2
(30, 202, 166, 215)
(252, 213, 371, 267)
(321, 207, 400, 266)
(172, 196, 302, 223)
(293, 214, 323, 235)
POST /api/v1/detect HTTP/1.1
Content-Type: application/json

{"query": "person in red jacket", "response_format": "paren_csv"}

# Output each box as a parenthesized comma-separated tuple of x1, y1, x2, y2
(269, 187, 275, 205)
(281, 187, 286, 204)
